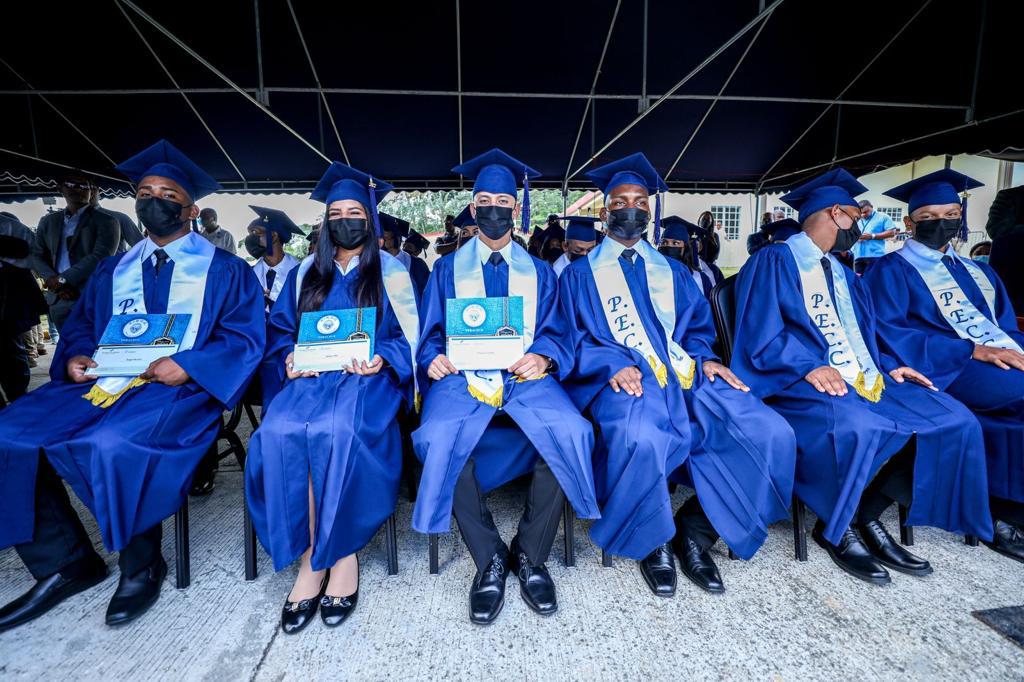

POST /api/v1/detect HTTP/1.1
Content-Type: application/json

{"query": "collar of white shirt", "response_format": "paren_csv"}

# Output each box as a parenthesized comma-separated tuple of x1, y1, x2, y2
(334, 254, 361, 276)
(140, 233, 193, 265)
(475, 236, 513, 265)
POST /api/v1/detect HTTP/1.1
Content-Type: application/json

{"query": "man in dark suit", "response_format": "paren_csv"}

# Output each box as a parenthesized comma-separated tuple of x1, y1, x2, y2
(986, 184, 1024, 314)
(0, 212, 47, 407)
(29, 173, 120, 332)
(90, 188, 144, 252)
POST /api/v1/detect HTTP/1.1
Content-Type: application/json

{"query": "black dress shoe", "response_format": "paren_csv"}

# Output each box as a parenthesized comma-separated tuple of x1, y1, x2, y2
(637, 543, 677, 597)
(281, 573, 328, 635)
(672, 535, 725, 594)
(189, 466, 217, 497)
(105, 557, 167, 626)
(469, 552, 510, 625)
(509, 539, 557, 616)
(0, 555, 107, 633)
(858, 519, 932, 576)
(320, 591, 358, 627)
(812, 521, 891, 585)
(983, 520, 1024, 564)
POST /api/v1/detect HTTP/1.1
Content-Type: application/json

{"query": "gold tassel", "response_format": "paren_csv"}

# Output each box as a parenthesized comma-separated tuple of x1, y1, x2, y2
(414, 391, 422, 414)
(675, 359, 696, 390)
(852, 371, 884, 403)
(515, 372, 548, 384)
(646, 356, 668, 389)
(82, 377, 150, 408)
(466, 382, 503, 408)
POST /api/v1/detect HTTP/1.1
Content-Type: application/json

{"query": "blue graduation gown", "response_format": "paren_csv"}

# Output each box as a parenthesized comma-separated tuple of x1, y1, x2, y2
(409, 255, 431, 295)
(731, 244, 993, 544)
(411, 243, 600, 535)
(559, 252, 795, 560)
(0, 248, 265, 552)
(245, 264, 413, 571)
(865, 252, 1024, 504)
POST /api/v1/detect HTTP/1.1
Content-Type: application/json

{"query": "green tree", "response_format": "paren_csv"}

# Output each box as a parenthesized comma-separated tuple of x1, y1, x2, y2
(379, 189, 586, 235)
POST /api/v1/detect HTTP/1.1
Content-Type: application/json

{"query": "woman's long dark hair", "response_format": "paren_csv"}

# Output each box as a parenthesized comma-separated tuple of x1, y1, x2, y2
(298, 206, 384, 321)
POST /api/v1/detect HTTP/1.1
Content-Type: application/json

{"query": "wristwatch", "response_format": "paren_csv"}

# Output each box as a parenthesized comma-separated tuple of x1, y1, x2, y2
(57, 276, 67, 286)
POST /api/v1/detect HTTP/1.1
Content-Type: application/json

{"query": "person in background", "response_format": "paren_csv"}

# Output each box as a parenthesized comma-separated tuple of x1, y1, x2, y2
(433, 214, 459, 257)
(527, 214, 557, 258)
(539, 221, 565, 265)
(970, 241, 992, 262)
(198, 207, 236, 254)
(689, 216, 724, 292)
(381, 213, 430, 294)
(852, 200, 898, 275)
(451, 205, 479, 247)
(306, 227, 320, 257)
(245, 206, 304, 314)
(30, 172, 121, 334)
(0, 213, 47, 406)
(91, 187, 144, 251)
(552, 216, 599, 277)
(660, 216, 711, 295)
(402, 230, 430, 260)
(986, 184, 1024, 314)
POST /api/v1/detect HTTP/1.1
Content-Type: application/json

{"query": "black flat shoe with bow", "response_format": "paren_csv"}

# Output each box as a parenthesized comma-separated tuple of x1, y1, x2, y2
(281, 573, 328, 635)
(322, 558, 359, 627)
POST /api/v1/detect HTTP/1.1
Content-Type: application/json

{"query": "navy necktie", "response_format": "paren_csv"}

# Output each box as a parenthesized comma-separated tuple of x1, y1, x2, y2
(488, 252, 505, 267)
(265, 268, 276, 292)
(620, 248, 636, 266)
(154, 248, 169, 275)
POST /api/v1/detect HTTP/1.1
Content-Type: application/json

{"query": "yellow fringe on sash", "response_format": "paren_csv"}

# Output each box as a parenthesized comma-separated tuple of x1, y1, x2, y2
(515, 372, 548, 383)
(675, 360, 696, 391)
(82, 377, 150, 408)
(414, 391, 422, 414)
(852, 371, 884, 403)
(467, 382, 504, 409)
(647, 356, 668, 389)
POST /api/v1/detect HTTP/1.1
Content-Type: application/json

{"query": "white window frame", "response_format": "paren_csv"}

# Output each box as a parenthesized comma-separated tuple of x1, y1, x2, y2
(772, 205, 796, 220)
(711, 205, 742, 240)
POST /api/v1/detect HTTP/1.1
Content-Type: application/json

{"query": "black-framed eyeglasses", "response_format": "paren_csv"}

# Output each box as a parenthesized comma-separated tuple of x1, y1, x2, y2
(62, 181, 91, 191)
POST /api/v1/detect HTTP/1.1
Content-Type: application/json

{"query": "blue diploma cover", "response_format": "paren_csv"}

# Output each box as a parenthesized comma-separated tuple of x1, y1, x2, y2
(292, 307, 376, 373)
(445, 296, 525, 370)
(85, 313, 192, 377)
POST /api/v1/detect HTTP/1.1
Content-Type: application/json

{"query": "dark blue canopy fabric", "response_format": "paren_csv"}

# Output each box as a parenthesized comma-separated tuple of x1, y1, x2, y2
(0, 0, 1020, 199)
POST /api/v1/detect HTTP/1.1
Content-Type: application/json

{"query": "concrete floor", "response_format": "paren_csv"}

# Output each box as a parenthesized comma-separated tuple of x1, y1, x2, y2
(1, 351, 1022, 680)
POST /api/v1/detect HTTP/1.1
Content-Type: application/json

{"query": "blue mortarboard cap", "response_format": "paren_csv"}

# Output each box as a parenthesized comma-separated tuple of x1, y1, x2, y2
(452, 149, 541, 233)
(883, 168, 983, 214)
(248, 205, 304, 244)
(660, 215, 696, 242)
(310, 161, 394, 235)
(115, 139, 221, 202)
(562, 215, 600, 242)
(542, 223, 566, 244)
(453, 205, 476, 229)
(765, 218, 801, 242)
(585, 153, 669, 239)
(780, 168, 868, 223)
(406, 230, 430, 250)
(379, 213, 411, 240)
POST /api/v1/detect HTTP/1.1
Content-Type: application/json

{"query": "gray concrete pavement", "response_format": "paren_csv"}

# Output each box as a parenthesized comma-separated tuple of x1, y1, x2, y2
(1, 352, 1022, 680)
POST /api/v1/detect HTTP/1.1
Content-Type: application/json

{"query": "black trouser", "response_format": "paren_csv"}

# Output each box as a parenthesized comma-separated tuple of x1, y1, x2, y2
(857, 441, 916, 524)
(991, 496, 1024, 528)
(0, 331, 30, 407)
(854, 256, 879, 275)
(452, 455, 565, 572)
(674, 494, 718, 552)
(14, 454, 162, 580)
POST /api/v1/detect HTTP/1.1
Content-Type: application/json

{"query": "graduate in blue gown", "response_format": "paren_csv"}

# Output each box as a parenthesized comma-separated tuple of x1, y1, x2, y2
(865, 169, 1024, 563)
(380, 213, 430, 295)
(0, 140, 265, 631)
(731, 168, 993, 586)
(412, 149, 599, 625)
(560, 154, 794, 596)
(245, 163, 418, 634)
(552, 216, 599, 278)
(657, 216, 716, 297)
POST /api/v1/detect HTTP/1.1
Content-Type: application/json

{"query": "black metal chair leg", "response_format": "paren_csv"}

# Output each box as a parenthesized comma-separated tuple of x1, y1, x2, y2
(243, 402, 260, 429)
(175, 501, 190, 589)
(898, 504, 914, 546)
(965, 534, 979, 547)
(385, 514, 399, 576)
(243, 494, 258, 581)
(728, 548, 738, 561)
(429, 534, 439, 575)
(562, 499, 575, 567)
(601, 549, 612, 567)
(793, 496, 808, 562)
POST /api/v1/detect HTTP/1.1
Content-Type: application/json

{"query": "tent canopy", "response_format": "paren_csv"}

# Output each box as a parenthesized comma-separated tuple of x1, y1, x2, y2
(1, 0, 1020, 198)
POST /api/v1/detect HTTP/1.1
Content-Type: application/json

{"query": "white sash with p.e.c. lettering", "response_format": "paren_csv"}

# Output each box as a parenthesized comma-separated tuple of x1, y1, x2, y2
(85, 232, 214, 408)
(294, 253, 422, 406)
(588, 237, 695, 390)
(898, 238, 1022, 352)
(786, 231, 884, 402)
(452, 237, 538, 407)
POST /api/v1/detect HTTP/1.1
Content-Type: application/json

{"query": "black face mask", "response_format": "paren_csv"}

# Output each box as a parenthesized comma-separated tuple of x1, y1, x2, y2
(568, 251, 587, 262)
(474, 205, 515, 240)
(244, 234, 267, 259)
(606, 208, 649, 240)
(831, 212, 862, 253)
(136, 197, 188, 238)
(658, 245, 685, 261)
(913, 218, 961, 250)
(327, 218, 369, 249)
(543, 247, 562, 263)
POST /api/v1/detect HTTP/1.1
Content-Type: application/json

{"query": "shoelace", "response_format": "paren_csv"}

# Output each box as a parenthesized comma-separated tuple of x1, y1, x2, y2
(485, 556, 505, 580)
(839, 526, 864, 550)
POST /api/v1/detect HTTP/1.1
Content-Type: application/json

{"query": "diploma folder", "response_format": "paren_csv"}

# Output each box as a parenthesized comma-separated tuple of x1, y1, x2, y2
(292, 307, 376, 373)
(85, 313, 191, 377)
(446, 296, 525, 370)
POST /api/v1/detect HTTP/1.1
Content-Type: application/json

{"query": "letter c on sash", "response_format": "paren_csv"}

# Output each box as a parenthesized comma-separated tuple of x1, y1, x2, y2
(966, 324, 985, 340)
(624, 332, 637, 348)
(829, 350, 848, 366)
